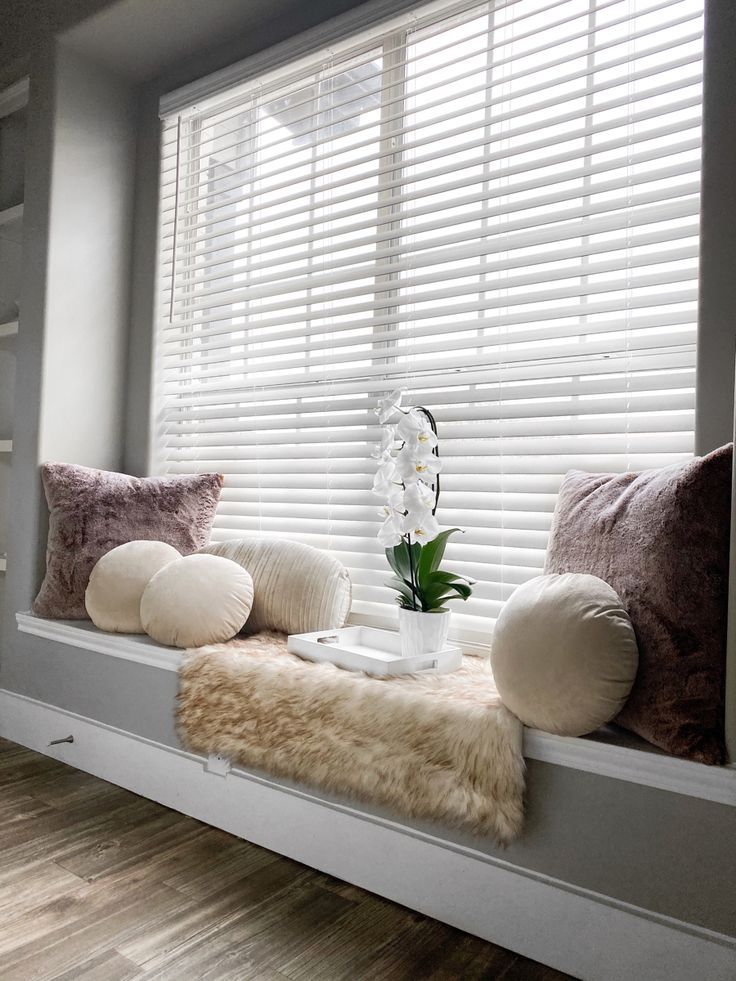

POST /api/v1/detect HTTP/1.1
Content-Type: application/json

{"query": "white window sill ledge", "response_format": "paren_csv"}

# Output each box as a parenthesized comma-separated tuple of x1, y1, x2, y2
(16, 612, 736, 807)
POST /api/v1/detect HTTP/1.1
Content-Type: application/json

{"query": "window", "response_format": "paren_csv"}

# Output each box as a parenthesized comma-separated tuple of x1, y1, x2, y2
(155, 0, 704, 650)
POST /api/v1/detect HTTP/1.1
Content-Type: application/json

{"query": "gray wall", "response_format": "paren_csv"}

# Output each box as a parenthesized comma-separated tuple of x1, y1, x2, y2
(0, 0, 118, 63)
(0, 0, 734, 945)
(1, 42, 136, 640)
(37, 44, 134, 468)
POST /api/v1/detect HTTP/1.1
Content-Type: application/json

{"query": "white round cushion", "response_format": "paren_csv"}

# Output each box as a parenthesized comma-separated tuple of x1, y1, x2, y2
(140, 554, 254, 648)
(85, 541, 181, 634)
(491, 573, 638, 736)
(199, 538, 351, 634)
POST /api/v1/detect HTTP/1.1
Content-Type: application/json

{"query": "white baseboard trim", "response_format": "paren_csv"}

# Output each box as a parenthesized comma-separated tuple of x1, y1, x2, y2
(0, 688, 733, 981)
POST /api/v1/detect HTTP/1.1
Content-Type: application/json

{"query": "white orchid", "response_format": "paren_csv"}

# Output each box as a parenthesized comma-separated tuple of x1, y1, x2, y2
(371, 424, 396, 459)
(377, 484, 405, 518)
(403, 426, 438, 457)
(395, 450, 442, 484)
(403, 479, 434, 513)
(371, 391, 472, 613)
(372, 457, 399, 498)
(402, 510, 440, 543)
(375, 389, 403, 424)
(377, 513, 404, 547)
(395, 407, 425, 438)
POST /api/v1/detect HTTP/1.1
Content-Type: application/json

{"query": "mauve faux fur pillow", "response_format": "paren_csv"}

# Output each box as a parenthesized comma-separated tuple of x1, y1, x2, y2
(544, 444, 731, 764)
(33, 463, 223, 620)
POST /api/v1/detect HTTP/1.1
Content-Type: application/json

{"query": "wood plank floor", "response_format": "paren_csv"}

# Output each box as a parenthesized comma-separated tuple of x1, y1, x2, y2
(0, 737, 576, 981)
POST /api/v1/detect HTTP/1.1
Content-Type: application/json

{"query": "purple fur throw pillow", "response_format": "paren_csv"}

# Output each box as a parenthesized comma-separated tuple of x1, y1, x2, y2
(33, 463, 223, 620)
(545, 444, 731, 764)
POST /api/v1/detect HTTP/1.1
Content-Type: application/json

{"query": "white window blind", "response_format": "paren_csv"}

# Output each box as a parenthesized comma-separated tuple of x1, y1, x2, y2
(155, 0, 703, 650)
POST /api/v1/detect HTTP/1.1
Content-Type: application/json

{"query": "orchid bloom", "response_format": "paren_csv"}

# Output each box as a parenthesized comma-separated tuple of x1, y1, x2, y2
(372, 389, 442, 549)
(403, 479, 434, 513)
(395, 450, 441, 484)
(415, 427, 438, 450)
(372, 457, 398, 498)
(371, 392, 472, 614)
(377, 513, 404, 547)
(395, 407, 425, 438)
(402, 510, 440, 543)
(371, 425, 396, 460)
(375, 389, 403, 424)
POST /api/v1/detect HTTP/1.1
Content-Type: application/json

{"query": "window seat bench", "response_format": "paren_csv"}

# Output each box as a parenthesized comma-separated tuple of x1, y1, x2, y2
(15, 612, 736, 808)
(5, 612, 736, 981)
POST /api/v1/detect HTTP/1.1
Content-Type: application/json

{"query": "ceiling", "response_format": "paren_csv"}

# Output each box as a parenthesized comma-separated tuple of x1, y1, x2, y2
(63, 0, 295, 82)
(1, 0, 371, 88)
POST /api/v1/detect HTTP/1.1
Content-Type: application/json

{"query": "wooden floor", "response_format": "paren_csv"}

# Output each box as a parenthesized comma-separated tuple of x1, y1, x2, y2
(0, 737, 575, 981)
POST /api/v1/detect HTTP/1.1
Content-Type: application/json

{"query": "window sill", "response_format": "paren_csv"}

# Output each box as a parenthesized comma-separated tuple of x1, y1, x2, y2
(16, 612, 736, 807)
(16, 612, 182, 672)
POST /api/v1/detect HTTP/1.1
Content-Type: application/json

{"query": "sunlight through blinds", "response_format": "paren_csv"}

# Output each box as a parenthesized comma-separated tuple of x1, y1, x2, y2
(156, 0, 703, 649)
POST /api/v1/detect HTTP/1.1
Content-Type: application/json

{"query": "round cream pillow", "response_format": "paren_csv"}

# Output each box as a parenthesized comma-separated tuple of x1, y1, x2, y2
(199, 538, 351, 634)
(491, 573, 638, 736)
(85, 541, 181, 634)
(140, 553, 254, 648)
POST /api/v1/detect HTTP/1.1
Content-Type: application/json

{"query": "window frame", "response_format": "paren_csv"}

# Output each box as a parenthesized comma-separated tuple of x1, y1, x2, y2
(152, 0, 736, 761)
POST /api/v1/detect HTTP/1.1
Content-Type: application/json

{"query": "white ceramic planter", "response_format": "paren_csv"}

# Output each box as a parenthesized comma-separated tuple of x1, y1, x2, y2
(398, 607, 451, 657)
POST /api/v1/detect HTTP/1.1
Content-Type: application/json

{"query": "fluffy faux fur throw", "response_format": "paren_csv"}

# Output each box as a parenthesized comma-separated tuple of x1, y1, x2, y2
(177, 631, 525, 844)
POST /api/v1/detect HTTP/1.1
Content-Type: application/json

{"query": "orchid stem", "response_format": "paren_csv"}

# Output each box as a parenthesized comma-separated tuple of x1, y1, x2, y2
(417, 406, 441, 516)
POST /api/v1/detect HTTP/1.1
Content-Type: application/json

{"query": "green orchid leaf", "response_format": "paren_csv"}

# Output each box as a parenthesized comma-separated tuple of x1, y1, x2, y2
(385, 547, 403, 579)
(421, 580, 472, 609)
(417, 528, 462, 579)
(422, 571, 470, 586)
(385, 577, 416, 606)
(388, 540, 421, 581)
(448, 583, 472, 600)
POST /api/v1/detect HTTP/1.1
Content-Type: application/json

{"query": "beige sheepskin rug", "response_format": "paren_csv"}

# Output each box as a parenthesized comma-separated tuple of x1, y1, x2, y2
(177, 631, 525, 844)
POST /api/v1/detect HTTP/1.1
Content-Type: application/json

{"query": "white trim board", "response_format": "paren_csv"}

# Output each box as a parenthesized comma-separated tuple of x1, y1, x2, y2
(16, 613, 182, 672)
(0, 688, 733, 981)
(524, 729, 736, 807)
(16, 612, 736, 806)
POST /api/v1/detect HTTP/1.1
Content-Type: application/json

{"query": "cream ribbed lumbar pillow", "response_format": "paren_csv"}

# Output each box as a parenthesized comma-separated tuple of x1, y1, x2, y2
(199, 538, 351, 634)
(140, 553, 254, 648)
(85, 540, 181, 634)
(491, 573, 639, 736)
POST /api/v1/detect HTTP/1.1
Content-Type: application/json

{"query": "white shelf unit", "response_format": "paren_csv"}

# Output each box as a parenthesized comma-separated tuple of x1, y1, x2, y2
(0, 441, 12, 453)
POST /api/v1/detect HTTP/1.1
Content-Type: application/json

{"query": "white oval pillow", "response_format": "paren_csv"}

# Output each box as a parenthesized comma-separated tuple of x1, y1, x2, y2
(199, 538, 351, 634)
(85, 540, 181, 634)
(491, 573, 638, 736)
(140, 554, 254, 648)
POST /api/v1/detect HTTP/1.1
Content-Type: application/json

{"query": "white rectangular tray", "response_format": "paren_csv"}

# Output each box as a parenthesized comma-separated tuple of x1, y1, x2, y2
(286, 625, 462, 676)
